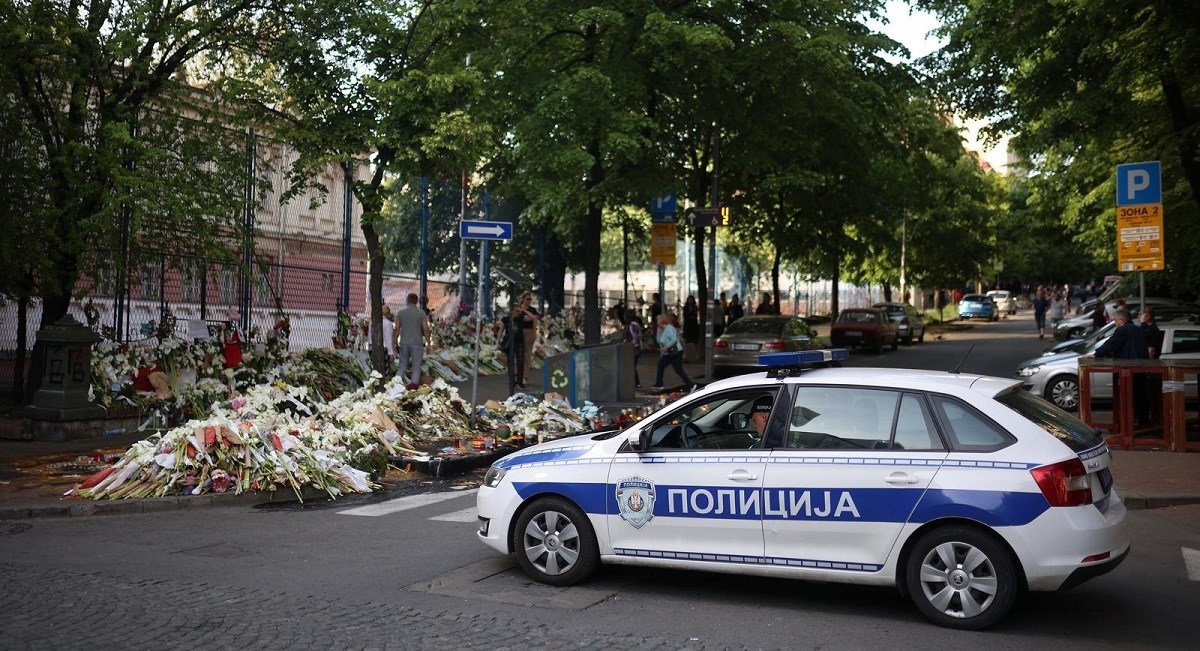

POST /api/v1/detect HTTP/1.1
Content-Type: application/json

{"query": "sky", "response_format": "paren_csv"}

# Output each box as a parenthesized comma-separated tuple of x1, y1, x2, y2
(873, 1, 1012, 172)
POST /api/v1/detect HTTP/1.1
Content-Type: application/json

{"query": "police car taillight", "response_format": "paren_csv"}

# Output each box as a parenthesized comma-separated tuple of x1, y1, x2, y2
(1030, 458, 1091, 507)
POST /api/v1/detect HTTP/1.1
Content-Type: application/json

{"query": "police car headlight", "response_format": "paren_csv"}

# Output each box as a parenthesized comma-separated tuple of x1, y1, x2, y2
(483, 465, 507, 488)
(1017, 365, 1040, 377)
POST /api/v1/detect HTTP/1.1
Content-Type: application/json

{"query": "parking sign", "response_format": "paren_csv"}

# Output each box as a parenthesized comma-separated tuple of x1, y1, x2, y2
(1115, 161, 1162, 206)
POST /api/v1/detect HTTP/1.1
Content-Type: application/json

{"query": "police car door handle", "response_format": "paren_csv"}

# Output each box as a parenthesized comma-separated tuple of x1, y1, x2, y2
(727, 470, 758, 481)
(884, 472, 919, 485)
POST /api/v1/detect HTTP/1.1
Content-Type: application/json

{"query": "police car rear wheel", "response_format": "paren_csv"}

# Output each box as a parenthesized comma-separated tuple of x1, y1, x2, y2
(906, 526, 1017, 630)
(514, 497, 599, 586)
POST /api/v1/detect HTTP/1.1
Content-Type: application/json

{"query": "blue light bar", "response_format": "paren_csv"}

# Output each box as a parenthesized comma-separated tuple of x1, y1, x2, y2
(758, 348, 849, 367)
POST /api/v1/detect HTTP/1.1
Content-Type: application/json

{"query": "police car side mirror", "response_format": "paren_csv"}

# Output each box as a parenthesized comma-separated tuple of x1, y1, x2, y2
(729, 413, 750, 430)
(629, 428, 651, 453)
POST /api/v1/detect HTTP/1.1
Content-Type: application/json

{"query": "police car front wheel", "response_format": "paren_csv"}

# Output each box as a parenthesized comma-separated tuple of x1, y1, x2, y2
(905, 526, 1018, 630)
(513, 497, 600, 586)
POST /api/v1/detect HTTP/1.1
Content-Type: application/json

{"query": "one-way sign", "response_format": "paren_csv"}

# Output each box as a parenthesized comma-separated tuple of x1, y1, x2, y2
(459, 220, 513, 241)
(686, 207, 729, 227)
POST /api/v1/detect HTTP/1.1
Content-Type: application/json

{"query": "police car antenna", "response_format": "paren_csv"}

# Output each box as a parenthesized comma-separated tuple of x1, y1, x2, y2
(950, 344, 975, 374)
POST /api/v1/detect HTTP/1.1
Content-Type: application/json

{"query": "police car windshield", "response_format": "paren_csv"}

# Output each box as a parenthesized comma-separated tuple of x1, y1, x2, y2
(995, 388, 1102, 452)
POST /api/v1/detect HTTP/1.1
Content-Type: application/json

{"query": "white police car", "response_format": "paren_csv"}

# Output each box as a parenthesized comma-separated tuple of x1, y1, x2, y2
(476, 350, 1128, 629)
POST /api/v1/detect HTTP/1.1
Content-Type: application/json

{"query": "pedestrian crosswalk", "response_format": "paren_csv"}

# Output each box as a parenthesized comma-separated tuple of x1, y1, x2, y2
(429, 506, 479, 522)
(337, 490, 474, 517)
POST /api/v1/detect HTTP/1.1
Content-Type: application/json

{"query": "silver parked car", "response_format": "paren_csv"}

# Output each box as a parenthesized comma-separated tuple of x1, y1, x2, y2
(712, 315, 820, 378)
(872, 302, 926, 345)
(1052, 297, 1196, 341)
(1016, 320, 1200, 410)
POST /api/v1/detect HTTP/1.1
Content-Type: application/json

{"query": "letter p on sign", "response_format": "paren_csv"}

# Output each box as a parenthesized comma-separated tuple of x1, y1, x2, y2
(1116, 161, 1162, 206)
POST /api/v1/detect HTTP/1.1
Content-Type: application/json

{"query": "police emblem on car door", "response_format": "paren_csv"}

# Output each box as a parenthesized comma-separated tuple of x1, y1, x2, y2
(616, 476, 655, 529)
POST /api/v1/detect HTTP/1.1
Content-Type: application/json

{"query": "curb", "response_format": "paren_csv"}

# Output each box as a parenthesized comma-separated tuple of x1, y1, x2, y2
(1121, 493, 1200, 510)
(0, 485, 330, 520)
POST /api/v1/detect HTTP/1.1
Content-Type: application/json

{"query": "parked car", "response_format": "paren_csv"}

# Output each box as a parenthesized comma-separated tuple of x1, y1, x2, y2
(957, 294, 998, 321)
(478, 349, 1129, 630)
(830, 308, 898, 353)
(712, 315, 820, 378)
(1044, 307, 1199, 355)
(1052, 297, 1196, 341)
(986, 290, 1017, 315)
(1016, 320, 1200, 410)
(872, 302, 926, 345)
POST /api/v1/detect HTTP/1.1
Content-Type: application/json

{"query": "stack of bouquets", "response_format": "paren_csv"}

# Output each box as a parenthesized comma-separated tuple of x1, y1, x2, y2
(72, 381, 402, 501)
(490, 393, 591, 442)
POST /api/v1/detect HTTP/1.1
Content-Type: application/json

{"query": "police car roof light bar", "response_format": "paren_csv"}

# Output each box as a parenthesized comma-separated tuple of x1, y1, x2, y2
(758, 348, 849, 378)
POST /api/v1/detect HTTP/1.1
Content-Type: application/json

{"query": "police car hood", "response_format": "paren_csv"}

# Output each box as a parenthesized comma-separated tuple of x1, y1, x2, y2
(492, 434, 609, 471)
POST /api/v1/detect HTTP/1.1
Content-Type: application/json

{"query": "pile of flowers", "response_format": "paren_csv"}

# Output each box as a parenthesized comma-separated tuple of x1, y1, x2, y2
(71, 374, 595, 501)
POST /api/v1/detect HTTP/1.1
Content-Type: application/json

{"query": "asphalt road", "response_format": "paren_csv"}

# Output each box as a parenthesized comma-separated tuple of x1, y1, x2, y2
(4, 312, 1197, 649)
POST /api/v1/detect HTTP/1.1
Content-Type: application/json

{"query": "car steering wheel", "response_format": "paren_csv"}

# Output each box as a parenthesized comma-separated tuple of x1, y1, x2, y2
(681, 422, 705, 449)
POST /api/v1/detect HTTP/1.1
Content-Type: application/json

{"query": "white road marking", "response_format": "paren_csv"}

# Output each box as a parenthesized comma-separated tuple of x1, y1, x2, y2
(1184, 547, 1200, 582)
(429, 506, 478, 522)
(337, 491, 472, 517)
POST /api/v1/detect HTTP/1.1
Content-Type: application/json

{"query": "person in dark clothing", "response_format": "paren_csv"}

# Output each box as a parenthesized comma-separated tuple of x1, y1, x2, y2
(623, 309, 644, 388)
(1090, 300, 1108, 333)
(1139, 307, 1164, 359)
(1031, 287, 1049, 339)
(1094, 308, 1150, 423)
(755, 292, 775, 315)
(726, 294, 745, 326)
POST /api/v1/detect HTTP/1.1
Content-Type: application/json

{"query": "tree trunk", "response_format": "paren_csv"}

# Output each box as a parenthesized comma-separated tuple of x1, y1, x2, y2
(830, 262, 841, 320)
(363, 223, 387, 374)
(771, 246, 781, 315)
(883, 285, 893, 302)
(1161, 76, 1200, 207)
(583, 140, 604, 344)
(544, 231, 568, 315)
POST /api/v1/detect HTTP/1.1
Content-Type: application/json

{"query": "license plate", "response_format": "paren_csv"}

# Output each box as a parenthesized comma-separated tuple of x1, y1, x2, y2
(733, 343, 760, 351)
(844, 330, 861, 337)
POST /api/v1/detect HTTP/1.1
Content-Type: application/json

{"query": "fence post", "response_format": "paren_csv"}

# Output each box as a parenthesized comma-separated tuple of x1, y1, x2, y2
(240, 128, 256, 334)
(341, 161, 353, 314)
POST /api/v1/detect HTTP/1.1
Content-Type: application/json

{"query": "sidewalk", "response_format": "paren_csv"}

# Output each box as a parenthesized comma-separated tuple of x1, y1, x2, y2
(1, 354, 1197, 519)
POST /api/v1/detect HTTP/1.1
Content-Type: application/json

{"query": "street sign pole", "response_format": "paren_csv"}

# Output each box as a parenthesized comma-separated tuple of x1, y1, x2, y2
(706, 225, 716, 380)
(459, 219, 515, 410)
(471, 240, 485, 414)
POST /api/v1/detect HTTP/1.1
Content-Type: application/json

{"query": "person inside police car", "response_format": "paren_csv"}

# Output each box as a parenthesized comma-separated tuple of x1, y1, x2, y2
(750, 394, 774, 435)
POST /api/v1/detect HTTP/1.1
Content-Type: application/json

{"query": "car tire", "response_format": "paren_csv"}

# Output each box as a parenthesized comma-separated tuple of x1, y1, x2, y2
(903, 335, 914, 346)
(873, 338, 884, 354)
(513, 496, 600, 587)
(917, 329, 924, 344)
(1044, 373, 1080, 411)
(891, 336, 899, 351)
(905, 525, 1018, 630)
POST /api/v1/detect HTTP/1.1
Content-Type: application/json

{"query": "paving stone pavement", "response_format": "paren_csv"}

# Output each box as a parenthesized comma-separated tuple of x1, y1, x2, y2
(0, 562, 751, 651)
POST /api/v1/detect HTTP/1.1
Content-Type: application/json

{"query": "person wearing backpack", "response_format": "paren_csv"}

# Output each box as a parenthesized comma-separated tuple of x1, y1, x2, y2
(652, 313, 694, 391)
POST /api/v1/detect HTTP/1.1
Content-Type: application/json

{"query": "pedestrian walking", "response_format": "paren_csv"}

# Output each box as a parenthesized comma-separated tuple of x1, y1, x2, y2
(682, 295, 700, 361)
(652, 313, 693, 390)
(1032, 287, 1050, 339)
(395, 293, 430, 390)
(1049, 292, 1066, 332)
(623, 309, 643, 388)
(1094, 308, 1151, 424)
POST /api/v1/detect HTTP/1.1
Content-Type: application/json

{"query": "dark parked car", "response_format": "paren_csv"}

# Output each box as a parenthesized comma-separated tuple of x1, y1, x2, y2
(830, 308, 898, 354)
(872, 302, 926, 345)
(712, 315, 820, 377)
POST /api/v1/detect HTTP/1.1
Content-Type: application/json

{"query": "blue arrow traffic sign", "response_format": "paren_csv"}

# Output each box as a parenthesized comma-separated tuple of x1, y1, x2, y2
(459, 220, 513, 241)
(1116, 161, 1162, 206)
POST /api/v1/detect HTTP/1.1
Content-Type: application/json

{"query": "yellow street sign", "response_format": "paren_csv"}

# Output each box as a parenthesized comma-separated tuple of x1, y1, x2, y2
(651, 223, 676, 265)
(1116, 203, 1164, 272)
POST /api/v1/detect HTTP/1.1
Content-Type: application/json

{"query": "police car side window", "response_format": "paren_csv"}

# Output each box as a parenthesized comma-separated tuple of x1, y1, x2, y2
(645, 391, 775, 450)
(928, 395, 1013, 452)
(892, 393, 944, 451)
(787, 387, 899, 450)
